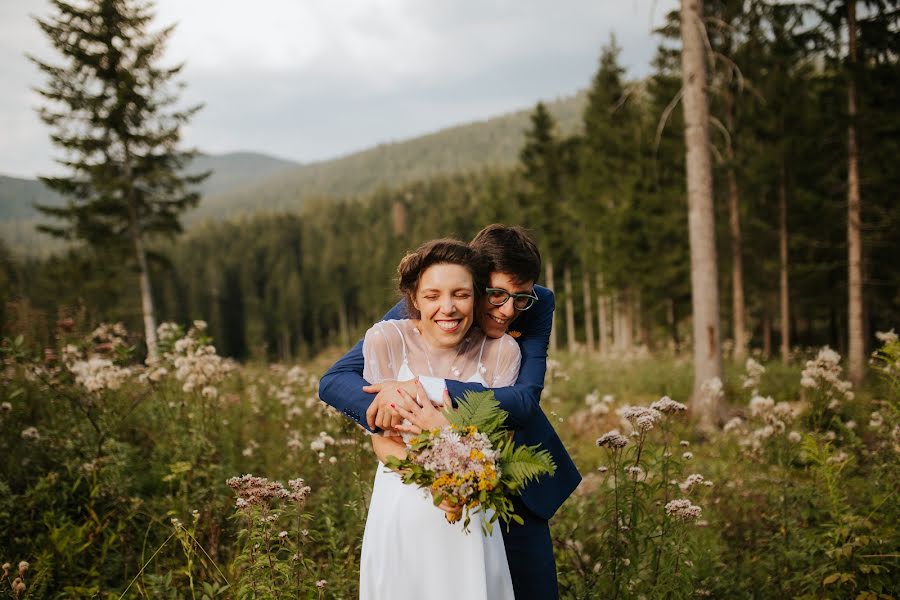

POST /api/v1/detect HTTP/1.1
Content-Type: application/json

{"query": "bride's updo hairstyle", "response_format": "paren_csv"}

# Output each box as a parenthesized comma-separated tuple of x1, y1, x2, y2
(397, 239, 489, 319)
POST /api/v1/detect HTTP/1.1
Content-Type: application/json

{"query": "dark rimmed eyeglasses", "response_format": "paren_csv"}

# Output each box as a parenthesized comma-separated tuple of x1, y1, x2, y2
(485, 287, 539, 311)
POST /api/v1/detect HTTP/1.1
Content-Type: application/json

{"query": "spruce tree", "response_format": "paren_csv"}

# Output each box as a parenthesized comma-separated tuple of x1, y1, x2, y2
(30, 0, 207, 358)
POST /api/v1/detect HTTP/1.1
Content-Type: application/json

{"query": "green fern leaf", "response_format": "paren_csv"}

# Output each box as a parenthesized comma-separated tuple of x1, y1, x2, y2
(501, 445, 556, 489)
(446, 390, 507, 435)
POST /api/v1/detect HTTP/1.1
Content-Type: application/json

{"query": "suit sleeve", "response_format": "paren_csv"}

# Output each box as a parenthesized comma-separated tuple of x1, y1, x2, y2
(444, 290, 554, 430)
(317, 300, 407, 432)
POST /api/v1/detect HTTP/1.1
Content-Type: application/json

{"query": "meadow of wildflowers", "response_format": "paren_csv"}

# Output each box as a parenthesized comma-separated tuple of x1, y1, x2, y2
(1, 322, 897, 599)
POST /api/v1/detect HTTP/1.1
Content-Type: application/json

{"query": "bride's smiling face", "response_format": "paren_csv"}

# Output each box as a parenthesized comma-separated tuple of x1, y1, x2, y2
(413, 263, 475, 349)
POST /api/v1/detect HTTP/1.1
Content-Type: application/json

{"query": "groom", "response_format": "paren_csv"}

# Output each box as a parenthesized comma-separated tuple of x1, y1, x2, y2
(319, 224, 582, 599)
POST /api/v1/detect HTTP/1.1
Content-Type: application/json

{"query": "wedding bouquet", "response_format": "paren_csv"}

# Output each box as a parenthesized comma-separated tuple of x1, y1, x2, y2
(384, 390, 556, 535)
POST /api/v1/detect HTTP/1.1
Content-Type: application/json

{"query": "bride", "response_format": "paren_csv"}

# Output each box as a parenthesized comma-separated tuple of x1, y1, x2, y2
(359, 239, 521, 600)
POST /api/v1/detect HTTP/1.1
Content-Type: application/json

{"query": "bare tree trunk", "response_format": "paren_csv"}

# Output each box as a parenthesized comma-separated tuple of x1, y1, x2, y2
(133, 231, 158, 360)
(620, 288, 634, 352)
(123, 148, 158, 360)
(582, 270, 595, 352)
(634, 289, 644, 346)
(612, 295, 620, 351)
(564, 266, 576, 352)
(727, 167, 747, 361)
(546, 258, 557, 354)
(846, 0, 865, 384)
(338, 295, 350, 350)
(681, 0, 723, 427)
(597, 273, 609, 354)
(392, 200, 407, 237)
(667, 298, 680, 352)
(723, 33, 747, 362)
(778, 165, 791, 364)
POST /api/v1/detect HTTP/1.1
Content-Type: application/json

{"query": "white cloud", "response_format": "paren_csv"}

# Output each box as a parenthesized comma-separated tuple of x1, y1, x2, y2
(1, 0, 678, 178)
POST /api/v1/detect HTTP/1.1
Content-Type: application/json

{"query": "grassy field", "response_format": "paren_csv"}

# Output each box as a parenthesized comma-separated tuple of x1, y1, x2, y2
(1, 323, 897, 599)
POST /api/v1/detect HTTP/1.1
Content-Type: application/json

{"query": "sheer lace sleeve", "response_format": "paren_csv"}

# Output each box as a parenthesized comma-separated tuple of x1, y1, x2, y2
(362, 322, 401, 384)
(487, 334, 522, 388)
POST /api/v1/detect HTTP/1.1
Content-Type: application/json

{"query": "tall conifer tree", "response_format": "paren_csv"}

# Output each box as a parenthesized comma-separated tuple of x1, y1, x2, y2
(31, 0, 207, 358)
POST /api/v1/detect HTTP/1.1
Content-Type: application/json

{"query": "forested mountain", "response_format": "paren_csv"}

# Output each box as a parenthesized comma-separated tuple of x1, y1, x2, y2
(187, 92, 587, 221)
(1, 94, 586, 251)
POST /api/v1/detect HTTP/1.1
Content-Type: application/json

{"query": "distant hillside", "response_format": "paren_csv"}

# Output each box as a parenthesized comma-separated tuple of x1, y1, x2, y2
(1, 93, 587, 253)
(0, 175, 65, 220)
(186, 151, 299, 197)
(187, 92, 587, 221)
(0, 152, 299, 255)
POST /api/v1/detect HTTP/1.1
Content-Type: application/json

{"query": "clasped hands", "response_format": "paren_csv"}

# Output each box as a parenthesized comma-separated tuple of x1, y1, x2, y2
(364, 378, 450, 435)
(365, 379, 461, 520)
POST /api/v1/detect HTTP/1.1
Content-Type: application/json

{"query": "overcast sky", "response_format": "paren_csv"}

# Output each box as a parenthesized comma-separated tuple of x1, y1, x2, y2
(1, 0, 678, 179)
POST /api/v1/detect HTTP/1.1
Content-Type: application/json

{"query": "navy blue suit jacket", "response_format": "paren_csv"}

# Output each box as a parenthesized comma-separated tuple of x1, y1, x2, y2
(318, 285, 582, 520)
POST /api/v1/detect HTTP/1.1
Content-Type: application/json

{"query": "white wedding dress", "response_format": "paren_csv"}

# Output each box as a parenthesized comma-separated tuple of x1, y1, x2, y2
(360, 319, 521, 600)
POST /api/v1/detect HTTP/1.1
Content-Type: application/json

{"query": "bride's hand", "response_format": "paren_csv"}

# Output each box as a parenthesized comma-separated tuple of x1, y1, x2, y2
(435, 496, 463, 522)
(391, 380, 451, 435)
(371, 434, 407, 463)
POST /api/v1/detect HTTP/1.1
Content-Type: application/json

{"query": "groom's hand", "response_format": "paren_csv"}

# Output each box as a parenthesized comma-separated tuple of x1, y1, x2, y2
(392, 381, 451, 434)
(364, 380, 417, 430)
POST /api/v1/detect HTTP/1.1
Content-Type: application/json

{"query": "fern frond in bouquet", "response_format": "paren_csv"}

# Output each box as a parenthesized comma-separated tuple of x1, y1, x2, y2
(384, 390, 556, 534)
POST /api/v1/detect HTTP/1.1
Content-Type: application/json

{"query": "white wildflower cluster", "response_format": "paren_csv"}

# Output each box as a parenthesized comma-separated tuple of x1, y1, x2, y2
(596, 430, 629, 449)
(546, 358, 568, 380)
(21, 426, 40, 440)
(68, 356, 133, 394)
(242, 440, 259, 457)
(585, 390, 616, 415)
(619, 405, 662, 433)
(226, 474, 311, 509)
(723, 416, 744, 433)
(157, 322, 234, 396)
(875, 329, 898, 344)
(869, 411, 884, 430)
(286, 431, 303, 451)
(157, 321, 183, 346)
(650, 396, 687, 415)
(871, 329, 900, 382)
(728, 393, 798, 450)
(625, 465, 646, 482)
(665, 498, 703, 522)
(700, 377, 725, 406)
(309, 431, 336, 452)
(285, 365, 307, 385)
(741, 358, 766, 394)
(800, 346, 854, 409)
(88, 322, 129, 352)
(63, 335, 133, 394)
(827, 449, 850, 465)
(679, 473, 714, 494)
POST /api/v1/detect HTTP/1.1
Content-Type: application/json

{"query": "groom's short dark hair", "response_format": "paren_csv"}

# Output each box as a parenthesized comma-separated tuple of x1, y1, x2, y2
(470, 224, 541, 285)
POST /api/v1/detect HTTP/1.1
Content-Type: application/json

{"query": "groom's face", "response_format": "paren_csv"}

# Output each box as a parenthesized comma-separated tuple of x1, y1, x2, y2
(478, 272, 535, 339)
